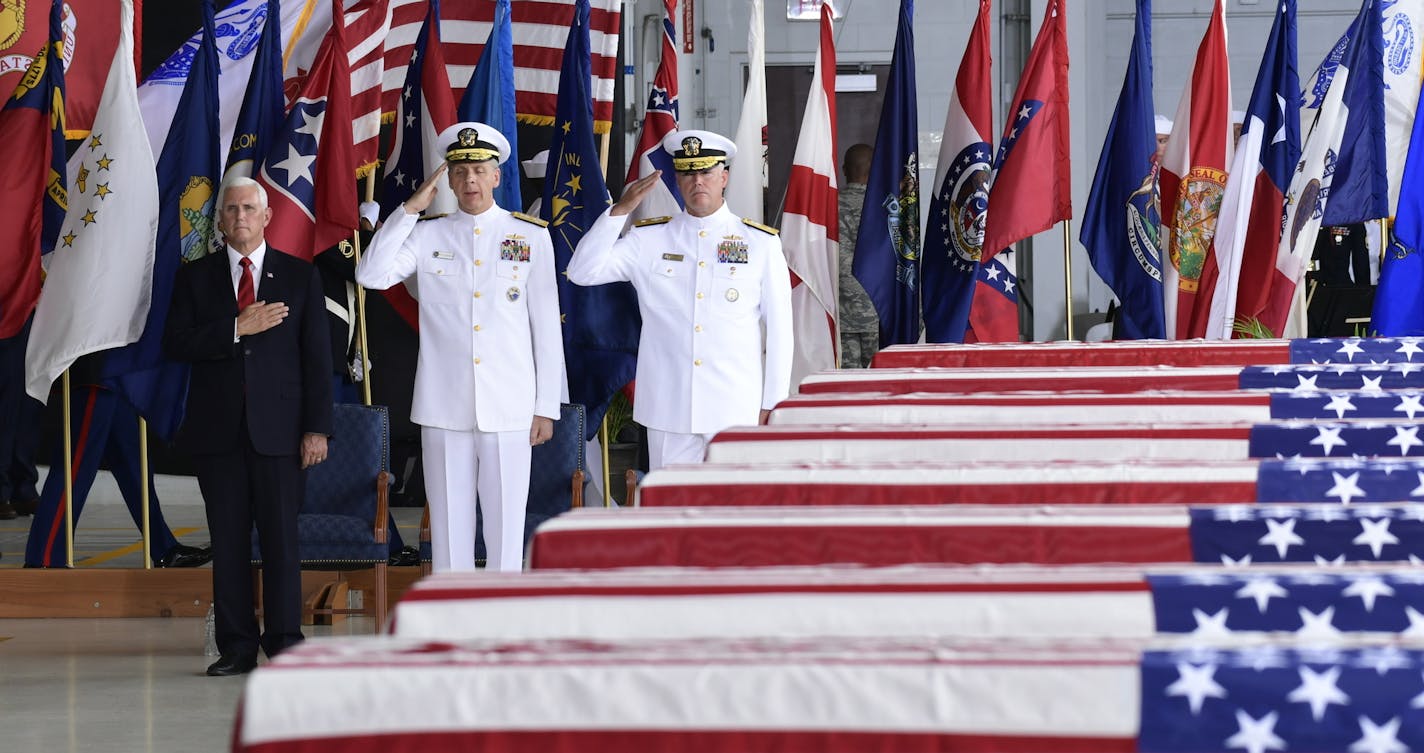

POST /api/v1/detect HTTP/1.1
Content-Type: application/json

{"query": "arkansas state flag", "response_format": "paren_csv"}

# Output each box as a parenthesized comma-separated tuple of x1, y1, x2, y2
(980, 0, 1069, 266)
(921, 0, 1007, 343)
(256, 0, 357, 261)
(1204, 0, 1299, 339)
(625, 0, 682, 221)
(1159, 0, 1232, 340)
(780, 3, 838, 382)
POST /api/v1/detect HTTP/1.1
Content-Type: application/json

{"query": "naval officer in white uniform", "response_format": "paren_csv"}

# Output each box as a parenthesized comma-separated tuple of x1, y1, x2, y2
(567, 130, 793, 469)
(356, 122, 564, 572)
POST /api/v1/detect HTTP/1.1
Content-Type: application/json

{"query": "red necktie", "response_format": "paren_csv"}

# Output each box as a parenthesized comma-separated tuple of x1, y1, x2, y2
(237, 257, 255, 311)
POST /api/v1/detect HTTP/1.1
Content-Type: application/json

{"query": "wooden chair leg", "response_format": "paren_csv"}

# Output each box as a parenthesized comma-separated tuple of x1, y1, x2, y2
(625, 468, 639, 506)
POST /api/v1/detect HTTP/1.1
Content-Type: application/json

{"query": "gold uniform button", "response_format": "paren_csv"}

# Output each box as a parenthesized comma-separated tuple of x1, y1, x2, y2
(698, 230, 707, 238)
(474, 259, 483, 266)
(474, 325, 482, 331)
(696, 292, 704, 300)
(474, 357, 482, 365)
(695, 325, 702, 333)
(694, 359, 702, 366)
(474, 291, 482, 298)
(698, 261, 706, 268)
(475, 228, 483, 235)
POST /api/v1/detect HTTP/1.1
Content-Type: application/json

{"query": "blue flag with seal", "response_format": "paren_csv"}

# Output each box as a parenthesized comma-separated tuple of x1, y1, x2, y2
(224, 0, 283, 181)
(1320, 0, 1386, 227)
(851, 0, 921, 347)
(545, 0, 640, 440)
(458, 0, 521, 213)
(1080, 0, 1162, 340)
(101, 0, 221, 440)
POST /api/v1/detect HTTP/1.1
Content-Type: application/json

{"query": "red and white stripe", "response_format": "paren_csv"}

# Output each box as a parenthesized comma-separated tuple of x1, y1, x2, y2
(529, 504, 1197, 569)
(1159, 0, 1233, 339)
(344, 0, 394, 173)
(780, 4, 839, 382)
(236, 634, 1168, 753)
(797, 365, 1246, 395)
(871, 339, 1292, 368)
(381, 0, 622, 129)
(769, 390, 1272, 425)
(634, 459, 1260, 507)
(708, 422, 1254, 464)
(392, 564, 1168, 641)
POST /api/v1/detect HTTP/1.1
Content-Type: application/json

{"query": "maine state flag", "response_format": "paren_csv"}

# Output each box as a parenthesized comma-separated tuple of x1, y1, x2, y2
(851, 0, 920, 347)
(545, 0, 640, 440)
(1080, 0, 1163, 340)
(101, 0, 220, 439)
(458, 0, 521, 212)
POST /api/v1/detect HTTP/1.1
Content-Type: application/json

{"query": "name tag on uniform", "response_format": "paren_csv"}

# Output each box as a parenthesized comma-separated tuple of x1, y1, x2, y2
(662, 253, 684, 262)
(501, 238, 531, 262)
(717, 239, 749, 264)
(432, 251, 454, 260)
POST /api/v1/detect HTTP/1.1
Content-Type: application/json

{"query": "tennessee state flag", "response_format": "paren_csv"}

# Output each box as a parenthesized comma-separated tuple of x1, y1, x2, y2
(0, 0, 65, 339)
(256, 0, 357, 260)
(980, 0, 1069, 268)
(1159, 0, 1233, 339)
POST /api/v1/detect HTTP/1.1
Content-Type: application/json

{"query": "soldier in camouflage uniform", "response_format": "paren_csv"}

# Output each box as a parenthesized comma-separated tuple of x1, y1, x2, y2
(838, 144, 879, 368)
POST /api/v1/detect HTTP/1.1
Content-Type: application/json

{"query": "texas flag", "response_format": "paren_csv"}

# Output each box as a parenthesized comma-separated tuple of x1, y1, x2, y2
(1204, 0, 1299, 339)
(256, 0, 358, 260)
(1159, 0, 1232, 340)
(625, 0, 682, 222)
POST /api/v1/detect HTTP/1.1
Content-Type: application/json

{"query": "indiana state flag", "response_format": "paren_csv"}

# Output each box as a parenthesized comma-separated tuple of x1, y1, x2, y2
(101, 0, 222, 440)
(546, 0, 639, 440)
(224, 0, 283, 181)
(0, 0, 66, 339)
(1081, 0, 1163, 340)
(852, 0, 921, 347)
(458, 0, 521, 212)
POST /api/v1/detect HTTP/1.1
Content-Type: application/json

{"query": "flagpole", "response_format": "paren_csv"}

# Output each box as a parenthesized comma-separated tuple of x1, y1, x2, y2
(354, 176, 376, 408)
(598, 128, 613, 508)
(139, 417, 151, 569)
(1062, 220, 1075, 341)
(62, 371, 74, 568)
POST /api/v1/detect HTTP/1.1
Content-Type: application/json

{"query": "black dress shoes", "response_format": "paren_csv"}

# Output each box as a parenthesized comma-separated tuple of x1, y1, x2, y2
(0, 501, 16, 520)
(388, 546, 421, 567)
(206, 654, 258, 676)
(156, 544, 213, 568)
(12, 497, 38, 516)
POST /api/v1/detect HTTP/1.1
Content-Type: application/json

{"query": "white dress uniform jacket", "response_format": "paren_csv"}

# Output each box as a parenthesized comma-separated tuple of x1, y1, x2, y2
(567, 204, 793, 435)
(356, 206, 564, 432)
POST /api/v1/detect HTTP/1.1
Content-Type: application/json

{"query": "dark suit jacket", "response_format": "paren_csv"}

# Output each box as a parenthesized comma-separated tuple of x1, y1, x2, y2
(164, 248, 332, 456)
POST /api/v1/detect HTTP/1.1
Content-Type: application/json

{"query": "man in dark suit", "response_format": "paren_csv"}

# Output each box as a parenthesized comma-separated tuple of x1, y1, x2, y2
(164, 175, 331, 677)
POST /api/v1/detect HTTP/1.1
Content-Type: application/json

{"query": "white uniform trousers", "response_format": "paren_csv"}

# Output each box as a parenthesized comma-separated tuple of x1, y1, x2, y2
(421, 426, 531, 573)
(647, 429, 716, 471)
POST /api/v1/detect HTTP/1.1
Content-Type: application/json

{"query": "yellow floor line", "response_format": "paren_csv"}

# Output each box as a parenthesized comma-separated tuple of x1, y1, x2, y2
(79, 527, 203, 567)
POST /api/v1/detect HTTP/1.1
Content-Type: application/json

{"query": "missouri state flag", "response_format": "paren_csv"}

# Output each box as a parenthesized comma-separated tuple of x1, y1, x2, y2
(980, 0, 1069, 272)
(921, 0, 1003, 343)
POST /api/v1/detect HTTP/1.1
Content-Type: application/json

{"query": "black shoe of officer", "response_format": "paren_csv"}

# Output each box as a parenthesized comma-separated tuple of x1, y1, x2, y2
(156, 544, 213, 568)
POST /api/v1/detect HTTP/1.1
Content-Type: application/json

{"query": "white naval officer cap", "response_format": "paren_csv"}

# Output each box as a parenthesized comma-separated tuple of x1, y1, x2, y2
(437, 121, 511, 165)
(1154, 115, 1174, 136)
(521, 149, 549, 179)
(662, 129, 737, 171)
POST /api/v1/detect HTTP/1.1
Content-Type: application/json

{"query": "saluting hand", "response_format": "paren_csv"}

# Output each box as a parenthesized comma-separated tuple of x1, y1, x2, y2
(403, 163, 448, 215)
(610, 170, 663, 217)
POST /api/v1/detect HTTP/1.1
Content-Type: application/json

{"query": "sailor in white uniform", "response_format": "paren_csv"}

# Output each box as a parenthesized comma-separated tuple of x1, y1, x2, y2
(356, 122, 564, 572)
(567, 129, 793, 469)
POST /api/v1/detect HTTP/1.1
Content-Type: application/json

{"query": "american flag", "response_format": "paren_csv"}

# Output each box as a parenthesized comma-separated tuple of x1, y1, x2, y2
(1258, 458, 1424, 505)
(381, 0, 622, 130)
(872, 337, 1424, 369)
(1192, 503, 1424, 565)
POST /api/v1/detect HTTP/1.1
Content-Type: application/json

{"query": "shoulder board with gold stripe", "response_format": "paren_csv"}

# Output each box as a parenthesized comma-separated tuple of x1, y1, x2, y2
(633, 216, 672, 227)
(742, 218, 780, 236)
(417, 213, 448, 222)
(512, 211, 549, 227)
